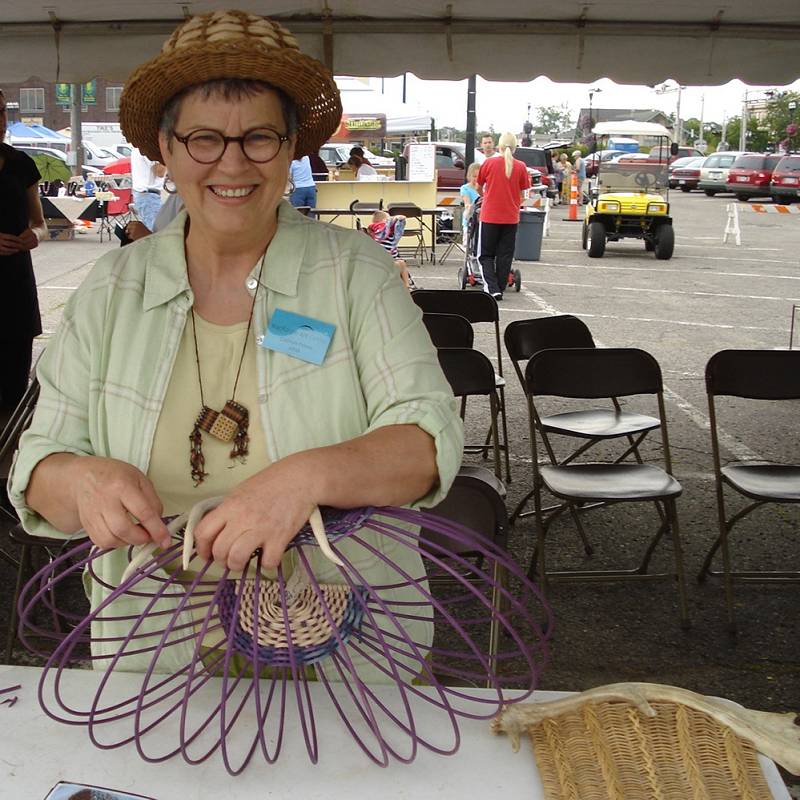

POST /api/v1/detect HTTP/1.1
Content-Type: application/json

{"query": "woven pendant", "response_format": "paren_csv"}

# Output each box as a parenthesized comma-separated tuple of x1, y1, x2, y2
(195, 400, 249, 443)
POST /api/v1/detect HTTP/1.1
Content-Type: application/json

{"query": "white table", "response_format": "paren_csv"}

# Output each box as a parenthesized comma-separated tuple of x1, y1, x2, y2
(0, 665, 789, 800)
(40, 196, 99, 223)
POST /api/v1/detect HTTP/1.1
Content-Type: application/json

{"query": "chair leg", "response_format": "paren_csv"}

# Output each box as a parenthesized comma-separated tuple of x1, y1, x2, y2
(487, 561, 504, 688)
(666, 500, 691, 630)
(498, 386, 511, 483)
(719, 521, 737, 634)
(4, 541, 31, 663)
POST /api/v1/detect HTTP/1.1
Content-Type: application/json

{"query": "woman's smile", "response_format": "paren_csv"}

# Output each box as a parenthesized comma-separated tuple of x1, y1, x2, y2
(207, 184, 259, 200)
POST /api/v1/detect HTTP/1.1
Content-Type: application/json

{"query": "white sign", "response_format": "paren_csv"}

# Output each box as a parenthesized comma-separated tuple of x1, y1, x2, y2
(407, 143, 435, 182)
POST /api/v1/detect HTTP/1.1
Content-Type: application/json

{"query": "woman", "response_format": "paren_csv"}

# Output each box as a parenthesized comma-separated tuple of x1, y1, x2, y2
(559, 152, 573, 204)
(0, 88, 45, 424)
(459, 161, 481, 223)
(10, 11, 462, 674)
(288, 154, 317, 208)
(475, 132, 531, 300)
(348, 153, 378, 181)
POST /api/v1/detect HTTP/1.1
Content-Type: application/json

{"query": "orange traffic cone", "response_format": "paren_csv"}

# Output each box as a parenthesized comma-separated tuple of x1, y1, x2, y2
(563, 172, 580, 222)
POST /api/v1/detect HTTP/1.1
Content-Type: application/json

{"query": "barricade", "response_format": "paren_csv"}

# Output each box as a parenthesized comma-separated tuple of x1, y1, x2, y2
(562, 173, 580, 222)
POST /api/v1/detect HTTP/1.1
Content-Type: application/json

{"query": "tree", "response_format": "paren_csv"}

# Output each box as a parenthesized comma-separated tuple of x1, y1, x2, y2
(534, 104, 572, 137)
(764, 91, 800, 150)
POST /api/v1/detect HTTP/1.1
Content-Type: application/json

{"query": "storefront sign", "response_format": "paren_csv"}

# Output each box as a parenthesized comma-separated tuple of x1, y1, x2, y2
(330, 114, 387, 142)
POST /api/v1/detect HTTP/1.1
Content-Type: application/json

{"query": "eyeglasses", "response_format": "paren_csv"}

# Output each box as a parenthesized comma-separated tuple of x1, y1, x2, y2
(173, 127, 289, 164)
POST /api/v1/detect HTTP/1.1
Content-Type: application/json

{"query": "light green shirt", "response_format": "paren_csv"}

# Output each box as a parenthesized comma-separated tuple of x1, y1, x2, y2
(10, 201, 463, 675)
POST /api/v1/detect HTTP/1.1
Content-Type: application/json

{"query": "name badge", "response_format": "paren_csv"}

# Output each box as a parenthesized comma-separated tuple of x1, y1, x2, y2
(260, 309, 335, 365)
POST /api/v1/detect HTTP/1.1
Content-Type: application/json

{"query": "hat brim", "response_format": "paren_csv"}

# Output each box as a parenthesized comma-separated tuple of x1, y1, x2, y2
(119, 43, 343, 162)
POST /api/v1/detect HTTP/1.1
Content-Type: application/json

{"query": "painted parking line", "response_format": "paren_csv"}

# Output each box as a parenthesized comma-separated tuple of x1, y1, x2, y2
(531, 261, 800, 281)
(519, 285, 764, 462)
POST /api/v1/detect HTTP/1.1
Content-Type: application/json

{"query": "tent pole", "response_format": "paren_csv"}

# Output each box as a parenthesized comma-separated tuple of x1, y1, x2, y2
(465, 74, 477, 170)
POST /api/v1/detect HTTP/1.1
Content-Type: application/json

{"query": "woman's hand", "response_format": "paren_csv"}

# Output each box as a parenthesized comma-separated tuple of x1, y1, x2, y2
(0, 231, 23, 256)
(192, 456, 316, 572)
(16, 228, 40, 251)
(71, 456, 170, 550)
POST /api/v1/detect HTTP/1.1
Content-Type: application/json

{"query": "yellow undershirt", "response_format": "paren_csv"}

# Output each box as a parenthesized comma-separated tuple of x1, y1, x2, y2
(148, 311, 269, 515)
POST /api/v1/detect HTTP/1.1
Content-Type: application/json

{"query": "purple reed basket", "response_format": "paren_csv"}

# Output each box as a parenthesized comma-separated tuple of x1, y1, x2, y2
(17, 505, 551, 773)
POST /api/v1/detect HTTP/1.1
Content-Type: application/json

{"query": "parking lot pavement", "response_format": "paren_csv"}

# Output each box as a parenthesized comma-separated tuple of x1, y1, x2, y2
(6, 196, 800, 788)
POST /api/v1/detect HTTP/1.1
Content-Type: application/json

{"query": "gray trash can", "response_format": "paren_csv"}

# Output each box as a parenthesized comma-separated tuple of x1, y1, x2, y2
(514, 209, 545, 261)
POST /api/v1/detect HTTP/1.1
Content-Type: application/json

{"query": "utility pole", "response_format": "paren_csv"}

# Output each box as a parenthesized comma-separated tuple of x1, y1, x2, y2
(740, 91, 748, 152)
(69, 83, 83, 177)
(654, 81, 684, 145)
(698, 94, 705, 152)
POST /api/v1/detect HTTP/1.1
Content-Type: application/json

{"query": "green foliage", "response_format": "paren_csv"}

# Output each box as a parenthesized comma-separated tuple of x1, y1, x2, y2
(534, 104, 573, 136)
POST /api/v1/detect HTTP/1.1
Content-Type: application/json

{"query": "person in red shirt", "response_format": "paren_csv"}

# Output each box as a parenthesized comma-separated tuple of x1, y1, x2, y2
(476, 132, 530, 299)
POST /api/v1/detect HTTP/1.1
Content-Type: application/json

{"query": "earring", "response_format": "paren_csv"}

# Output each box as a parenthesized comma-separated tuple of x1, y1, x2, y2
(163, 173, 178, 195)
(287, 176, 296, 195)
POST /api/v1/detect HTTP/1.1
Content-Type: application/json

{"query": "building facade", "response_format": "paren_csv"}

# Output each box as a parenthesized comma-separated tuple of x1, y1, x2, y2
(2, 77, 124, 130)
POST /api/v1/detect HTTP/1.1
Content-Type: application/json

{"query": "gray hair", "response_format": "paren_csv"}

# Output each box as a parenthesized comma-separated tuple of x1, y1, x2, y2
(158, 78, 298, 147)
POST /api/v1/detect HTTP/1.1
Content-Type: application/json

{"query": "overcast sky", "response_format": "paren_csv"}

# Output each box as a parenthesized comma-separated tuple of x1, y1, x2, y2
(369, 74, 800, 132)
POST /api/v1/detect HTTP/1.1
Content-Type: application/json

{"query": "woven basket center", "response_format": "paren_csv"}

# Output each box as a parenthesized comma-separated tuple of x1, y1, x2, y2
(219, 578, 365, 667)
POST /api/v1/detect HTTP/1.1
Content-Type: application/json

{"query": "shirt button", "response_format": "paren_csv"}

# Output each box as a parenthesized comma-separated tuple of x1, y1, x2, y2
(246, 278, 258, 290)
(256, 335, 264, 345)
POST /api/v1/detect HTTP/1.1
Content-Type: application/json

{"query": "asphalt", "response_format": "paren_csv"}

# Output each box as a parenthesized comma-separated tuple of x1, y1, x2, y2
(1, 190, 798, 791)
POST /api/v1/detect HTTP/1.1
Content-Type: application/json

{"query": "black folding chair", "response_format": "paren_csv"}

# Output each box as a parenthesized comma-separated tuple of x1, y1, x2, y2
(422, 312, 474, 349)
(697, 349, 800, 632)
(420, 465, 508, 686)
(436, 348, 502, 481)
(412, 290, 511, 481)
(386, 202, 428, 264)
(526, 347, 689, 628)
(504, 316, 662, 546)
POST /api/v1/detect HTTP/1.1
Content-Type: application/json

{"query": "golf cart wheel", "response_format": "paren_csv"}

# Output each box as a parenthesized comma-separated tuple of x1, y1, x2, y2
(654, 225, 675, 260)
(457, 267, 467, 289)
(645, 238, 655, 252)
(513, 269, 522, 292)
(587, 221, 606, 258)
(704, 190, 717, 197)
(581, 222, 588, 250)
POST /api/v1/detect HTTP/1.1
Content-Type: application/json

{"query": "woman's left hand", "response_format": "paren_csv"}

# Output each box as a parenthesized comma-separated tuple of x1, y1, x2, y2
(16, 228, 40, 252)
(192, 456, 317, 572)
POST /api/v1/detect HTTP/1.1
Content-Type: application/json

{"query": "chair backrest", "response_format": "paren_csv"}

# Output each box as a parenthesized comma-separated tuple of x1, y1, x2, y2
(437, 348, 497, 398)
(423, 313, 474, 349)
(420, 468, 508, 557)
(412, 289, 498, 324)
(504, 315, 594, 364)
(706, 349, 800, 400)
(386, 202, 422, 219)
(106, 188, 132, 216)
(349, 199, 383, 213)
(526, 347, 662, 399)
(295, 206, 312, 217)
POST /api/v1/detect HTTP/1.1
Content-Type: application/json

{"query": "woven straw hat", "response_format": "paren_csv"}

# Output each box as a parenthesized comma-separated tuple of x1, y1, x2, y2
(119, 10, 342, 162)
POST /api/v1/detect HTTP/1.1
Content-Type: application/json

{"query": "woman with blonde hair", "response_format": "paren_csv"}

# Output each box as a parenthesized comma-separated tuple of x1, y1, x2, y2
(475, 132, 530, 299)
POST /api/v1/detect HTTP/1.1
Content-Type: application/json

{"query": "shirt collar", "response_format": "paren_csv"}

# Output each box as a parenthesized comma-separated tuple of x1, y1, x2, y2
(142, 200, 310, 311)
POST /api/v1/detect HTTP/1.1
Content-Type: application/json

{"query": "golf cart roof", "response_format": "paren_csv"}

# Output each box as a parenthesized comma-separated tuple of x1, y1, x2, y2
(592, 121, 672, 138)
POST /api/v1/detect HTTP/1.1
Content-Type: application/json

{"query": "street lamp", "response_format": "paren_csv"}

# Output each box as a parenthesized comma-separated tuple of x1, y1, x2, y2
(588, 87, 602, 153)
(654, 81, 684, 146)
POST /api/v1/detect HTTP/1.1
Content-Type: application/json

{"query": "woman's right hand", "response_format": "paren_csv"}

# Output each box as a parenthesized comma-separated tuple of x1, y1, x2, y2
(71, 456, 170, 550)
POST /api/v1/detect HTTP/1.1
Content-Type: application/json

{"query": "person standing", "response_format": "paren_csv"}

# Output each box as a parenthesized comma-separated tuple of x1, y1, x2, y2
(0, 88, 45, 422)
(476, 132, 530, 300)
(288, 155, 317, 208)
(480, 134, 496, 158)
(573, 149, 587, 204)
(130, 146, 165, 231)
(559, 153, 573, 204)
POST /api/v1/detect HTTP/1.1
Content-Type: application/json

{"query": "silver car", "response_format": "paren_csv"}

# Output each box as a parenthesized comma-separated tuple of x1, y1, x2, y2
(697, 151, 745, 196)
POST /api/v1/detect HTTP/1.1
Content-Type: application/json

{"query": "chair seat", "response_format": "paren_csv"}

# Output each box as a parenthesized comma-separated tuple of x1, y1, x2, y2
(458, 464, 507, 499)
(541, 408, 659, 438)
(722, 463, 800, 501)
(541, 463, 682, 502)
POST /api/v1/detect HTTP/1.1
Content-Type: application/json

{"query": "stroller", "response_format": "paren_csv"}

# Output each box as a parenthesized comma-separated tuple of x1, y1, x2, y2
(457, 197, 522, 293)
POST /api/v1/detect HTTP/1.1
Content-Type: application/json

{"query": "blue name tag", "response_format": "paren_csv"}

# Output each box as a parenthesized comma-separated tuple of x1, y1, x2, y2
(260, 309, 335, 365)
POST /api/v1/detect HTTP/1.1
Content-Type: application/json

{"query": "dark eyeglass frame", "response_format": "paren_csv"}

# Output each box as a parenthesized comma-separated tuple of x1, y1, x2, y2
(173, 127, 290, 164)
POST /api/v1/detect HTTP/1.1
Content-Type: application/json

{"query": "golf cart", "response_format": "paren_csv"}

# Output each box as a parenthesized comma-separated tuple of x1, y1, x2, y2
(582, 121, 678, 259)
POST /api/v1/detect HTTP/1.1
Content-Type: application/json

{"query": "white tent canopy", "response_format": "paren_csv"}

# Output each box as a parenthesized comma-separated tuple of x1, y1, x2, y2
(1, 1, 799, 85)
(592, 121, 672, 138)
(336, 78, 432, 135)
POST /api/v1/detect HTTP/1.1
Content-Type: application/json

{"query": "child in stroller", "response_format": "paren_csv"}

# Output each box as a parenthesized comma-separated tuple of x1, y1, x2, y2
(457, 197, 521, 293)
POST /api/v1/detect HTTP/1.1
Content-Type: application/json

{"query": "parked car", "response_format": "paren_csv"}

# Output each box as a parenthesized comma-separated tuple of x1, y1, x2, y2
(16, 145, 102, 180)
(725, 153, 784, 201)
(513, 146, 556, 196)
(607, 152, 651, 164)
(697, 151, 744, 196)
(670, 157, 705, 191)
(584, 149, 625, 177)
(648, 145, 704, 163)
(769, 154, 800, 204)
